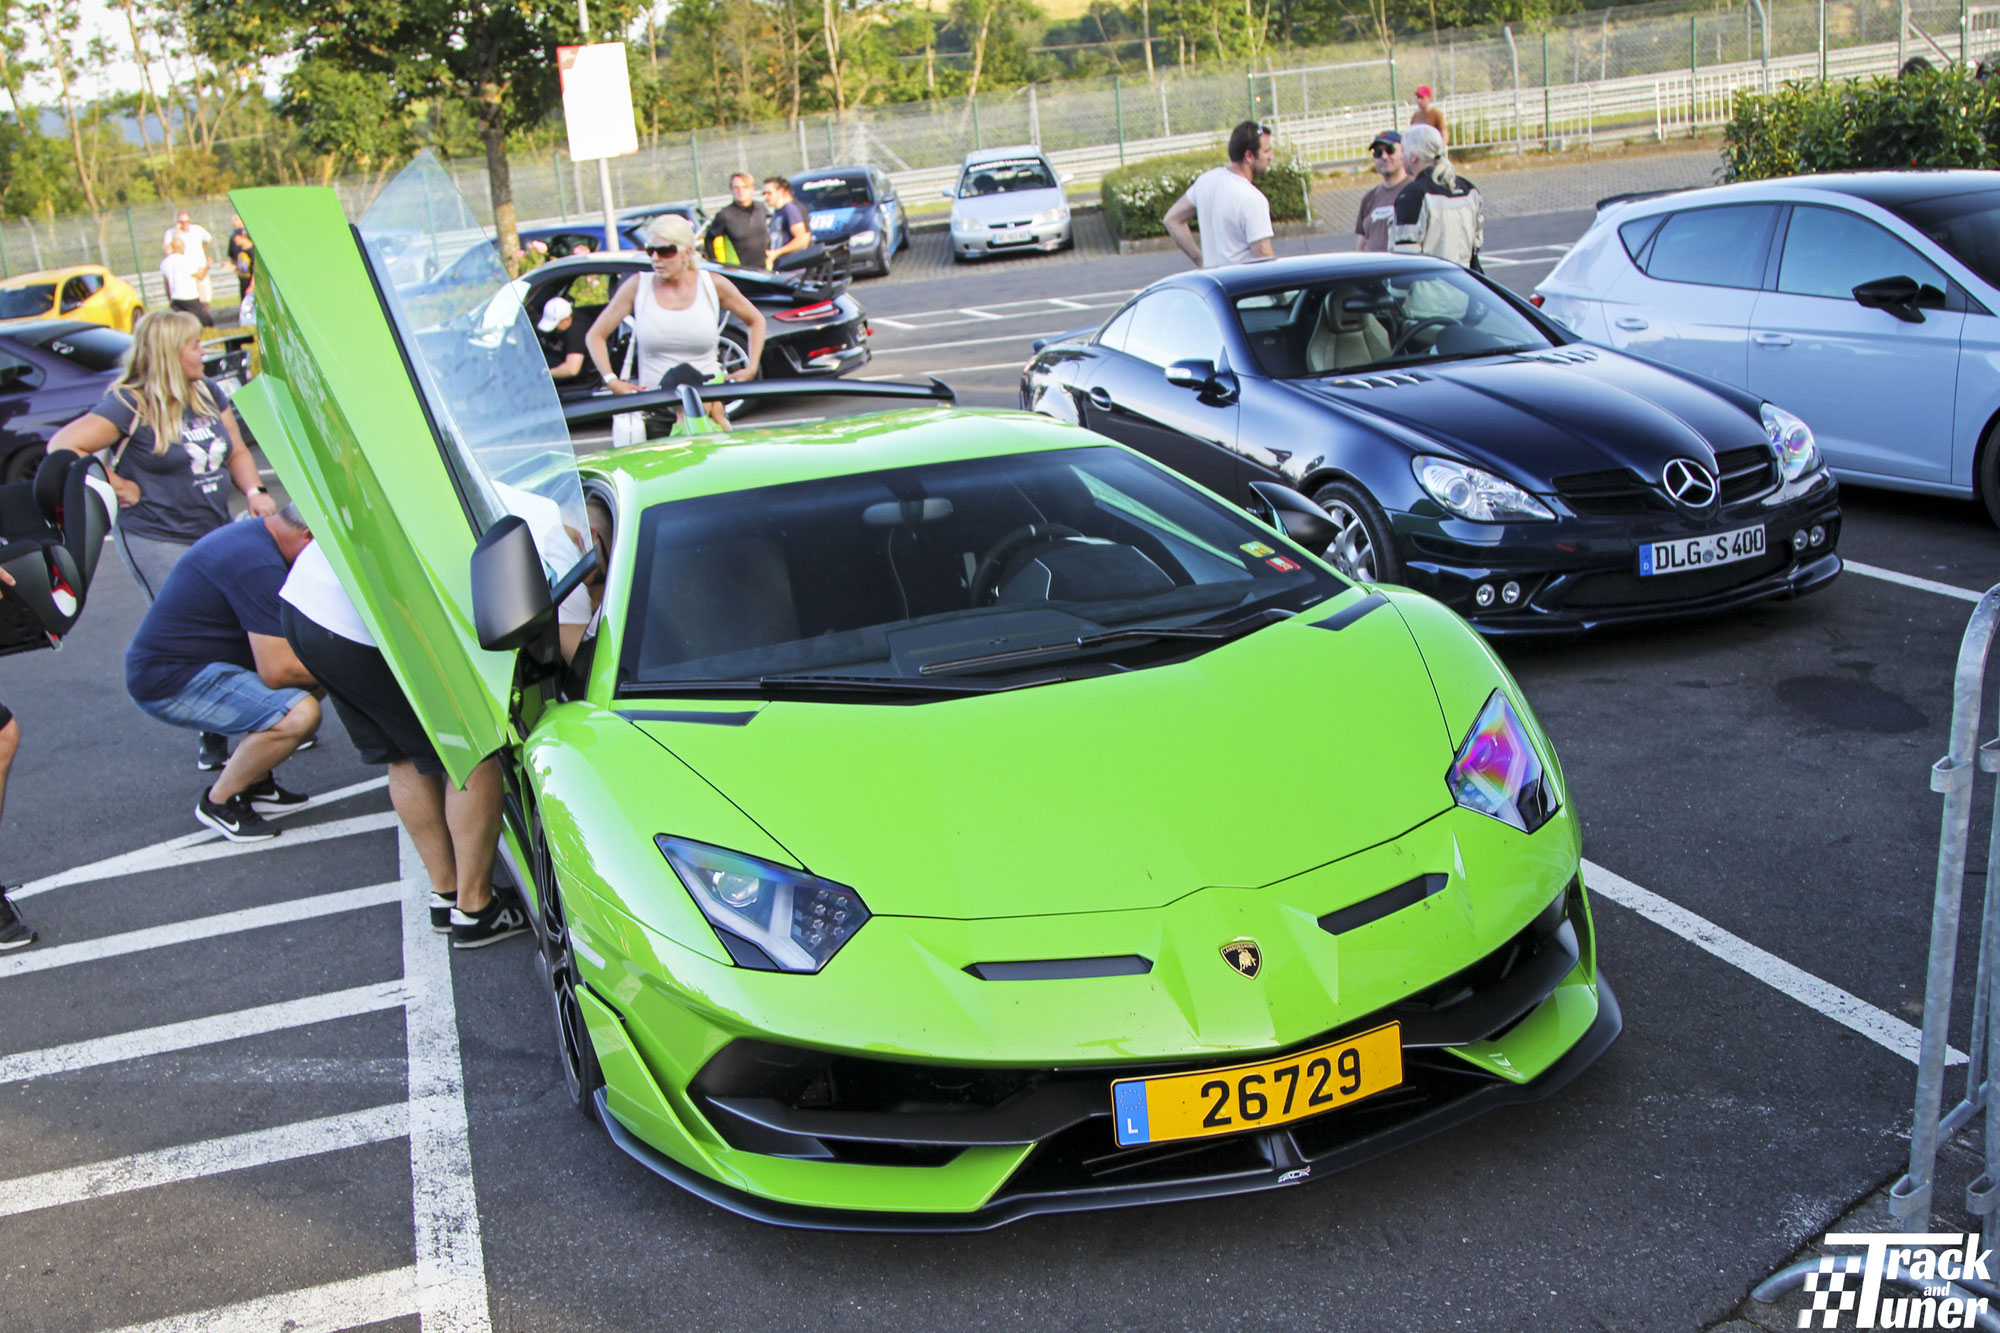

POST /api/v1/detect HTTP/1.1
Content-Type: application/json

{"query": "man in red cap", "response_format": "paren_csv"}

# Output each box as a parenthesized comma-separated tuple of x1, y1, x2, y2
(1411, 86, 1447, 143)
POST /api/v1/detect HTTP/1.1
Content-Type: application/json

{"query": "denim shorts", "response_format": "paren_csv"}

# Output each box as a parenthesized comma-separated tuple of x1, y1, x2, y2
(134, 662, 306, 736)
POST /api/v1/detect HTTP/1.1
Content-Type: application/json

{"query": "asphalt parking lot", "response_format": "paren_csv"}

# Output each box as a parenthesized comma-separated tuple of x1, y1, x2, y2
(7, 144, 2000, 1332)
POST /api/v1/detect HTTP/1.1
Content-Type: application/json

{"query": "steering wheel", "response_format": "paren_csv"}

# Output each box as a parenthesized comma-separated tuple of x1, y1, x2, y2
(1389, 317, 1457, 358)
(970, 523, 1082, 606)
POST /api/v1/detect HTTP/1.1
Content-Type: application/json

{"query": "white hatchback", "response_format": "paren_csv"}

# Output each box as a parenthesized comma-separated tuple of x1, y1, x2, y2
(1536, 171, 2000, 522)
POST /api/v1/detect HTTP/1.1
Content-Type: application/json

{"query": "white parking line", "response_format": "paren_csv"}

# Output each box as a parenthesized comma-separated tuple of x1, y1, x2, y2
(0, 1101, 411, 1220)
(0, 981, 412, 1084)
(0, 880, 402, 977)
(16, 811, 401, 901)
(1583, 860, 1965, 1066)
(98, 1268, 419, 1333)
(1847, 559, 1987, 605)
(869, 288, 1135, 330)
(398, 831, 494, 1332)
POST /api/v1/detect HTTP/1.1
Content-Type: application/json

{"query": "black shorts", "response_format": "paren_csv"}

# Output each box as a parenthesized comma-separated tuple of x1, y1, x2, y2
(281, 604, 443, 776)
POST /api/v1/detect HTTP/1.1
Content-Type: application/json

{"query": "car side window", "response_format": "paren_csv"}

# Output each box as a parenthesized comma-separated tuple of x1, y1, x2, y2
(1617, 214, 1665, 261)
(1120, 291, 1223, 369)
(0, 350, 44, 392)
(59, 278, 89, 310)
(1777, 205, 1951, 301)
(1097, 304, 1137, 352)
(79, 273, 102, 295)
(1642, 205, 1781, 289)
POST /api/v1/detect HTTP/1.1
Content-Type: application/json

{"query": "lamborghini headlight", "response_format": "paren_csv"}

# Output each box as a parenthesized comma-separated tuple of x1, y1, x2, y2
(655, 835, 870, 973)
(1761, 402, 1821, 481)
(1414, 456, 1555, 522)
(1447, 691, 1558, 833)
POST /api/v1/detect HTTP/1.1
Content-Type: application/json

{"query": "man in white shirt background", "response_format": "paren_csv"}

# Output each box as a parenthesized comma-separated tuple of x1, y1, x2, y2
(1163, 121, 1276, 269)
(164, 211, 216, 306)
(159, 236, 213, 327)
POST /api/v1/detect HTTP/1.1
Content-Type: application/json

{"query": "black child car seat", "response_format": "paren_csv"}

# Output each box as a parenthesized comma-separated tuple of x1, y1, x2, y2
(0, 450, 113, 657)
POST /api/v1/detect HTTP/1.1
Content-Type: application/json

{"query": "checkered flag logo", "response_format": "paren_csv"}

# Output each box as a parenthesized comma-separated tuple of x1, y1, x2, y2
(1800, 1255, 1863, 1329)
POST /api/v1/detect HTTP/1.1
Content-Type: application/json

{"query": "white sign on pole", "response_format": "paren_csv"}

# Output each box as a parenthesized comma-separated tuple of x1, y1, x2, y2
(557, 43, 638, 161)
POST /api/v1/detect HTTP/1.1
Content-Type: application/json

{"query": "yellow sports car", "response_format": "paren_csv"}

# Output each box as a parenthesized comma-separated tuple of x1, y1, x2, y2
(0, 265, 144, 331)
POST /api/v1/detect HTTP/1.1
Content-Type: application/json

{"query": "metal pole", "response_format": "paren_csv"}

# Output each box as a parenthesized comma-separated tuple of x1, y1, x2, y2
(1965, 0, 1973, 64)
(577, 0, 619, 252)
(1028, 83, 1040, 146)
(1821, 0, 1829, 79)
(689, 133, 704, 209)
(1748, 0, 1771, 90)
(1246, 67, 1257, 119)
(0, 225, 9, 279)
(973, 97, 983, 149)
(1902, 0, 1910, 69)
(1114, 74, 1126, 165)
(554, 155, 568, 220)
(1542, 31, 1552, 148)
(123, 205, 140, 294)
(1690, 15, 1699, 133)
(1388, 53, 1397, 111)
(825, 115, 835, 161)
(1504, 25, 1522, 153)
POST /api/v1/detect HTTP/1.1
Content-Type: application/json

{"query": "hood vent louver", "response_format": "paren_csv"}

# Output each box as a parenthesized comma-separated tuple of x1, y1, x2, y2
(1328, 371, 1431, 390)
(1516, 347, 1600, 365)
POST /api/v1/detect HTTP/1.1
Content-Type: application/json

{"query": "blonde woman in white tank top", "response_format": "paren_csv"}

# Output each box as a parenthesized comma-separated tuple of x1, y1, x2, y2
(584, 214, 767, 431)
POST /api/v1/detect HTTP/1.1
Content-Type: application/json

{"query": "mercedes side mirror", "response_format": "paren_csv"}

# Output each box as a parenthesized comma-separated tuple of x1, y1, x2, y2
(1249, 482, 1338, 552)
(1165, 358, 1239, 406)
(470, 515, 554, 653)
(1852, 274, 1944, 323)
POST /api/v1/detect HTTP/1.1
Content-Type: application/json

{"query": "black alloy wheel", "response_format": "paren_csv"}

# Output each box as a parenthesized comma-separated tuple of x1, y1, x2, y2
(2, 445, 39, 486)
(532, 820, 604, 1119)
(717, 328, 751, 420)
(1309, 480, 1402, 585)
(874, 235, 894, 278)
(1978, 421, 2000, 529)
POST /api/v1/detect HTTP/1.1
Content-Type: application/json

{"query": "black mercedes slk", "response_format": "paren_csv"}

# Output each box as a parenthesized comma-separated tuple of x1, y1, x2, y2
(1020, 254, 1842, 634)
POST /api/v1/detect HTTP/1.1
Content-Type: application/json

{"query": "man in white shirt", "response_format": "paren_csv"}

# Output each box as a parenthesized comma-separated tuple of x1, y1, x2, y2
(160, 236, 213, 327)
(164, 211, 216, 306)
(1164, 121, 1276, 269)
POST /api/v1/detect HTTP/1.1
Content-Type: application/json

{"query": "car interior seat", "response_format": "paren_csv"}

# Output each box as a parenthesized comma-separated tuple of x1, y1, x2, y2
(642, 536, 799, 668)
(1306, 292, 1393, 374)
(0, 450, 112, 657)
(971, 174, 997, 197)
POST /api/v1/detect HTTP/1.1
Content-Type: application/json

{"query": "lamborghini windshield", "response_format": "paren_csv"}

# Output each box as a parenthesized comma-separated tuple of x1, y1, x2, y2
(353, 152, 589, 588)
(618, 445, 1342, 695)
(1235, 267, 1554, 378)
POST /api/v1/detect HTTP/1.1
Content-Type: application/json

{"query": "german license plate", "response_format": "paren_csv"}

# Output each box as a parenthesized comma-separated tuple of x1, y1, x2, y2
(994, 228, 1033, 244)
(1638, 523, 1765, 577)
(1111, 1024, 1402, 1147)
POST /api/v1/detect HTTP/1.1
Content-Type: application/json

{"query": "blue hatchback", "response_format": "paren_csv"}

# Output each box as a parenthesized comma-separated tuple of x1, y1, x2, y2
(788, 166, 909, 278)
(1537, 171, 2000, 523)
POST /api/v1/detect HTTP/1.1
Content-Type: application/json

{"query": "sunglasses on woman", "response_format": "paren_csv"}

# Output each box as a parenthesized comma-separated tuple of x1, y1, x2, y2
(645, 244, 682, 258)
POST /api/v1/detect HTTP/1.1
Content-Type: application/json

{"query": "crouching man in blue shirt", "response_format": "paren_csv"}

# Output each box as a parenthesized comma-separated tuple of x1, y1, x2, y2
(126, 506, 318, 841)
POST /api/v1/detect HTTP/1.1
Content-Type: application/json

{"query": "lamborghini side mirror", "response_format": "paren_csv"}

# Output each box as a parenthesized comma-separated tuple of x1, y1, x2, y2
(471, 515, 554, 653)
(1249, 481, 1337, 551)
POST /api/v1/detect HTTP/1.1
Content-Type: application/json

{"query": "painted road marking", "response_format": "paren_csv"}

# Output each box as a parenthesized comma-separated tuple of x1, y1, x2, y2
(1847, 559, 1987, 604)
(866, 360, 1029, 379)
(868, 328, 1070, 355)
(0, 1102, 411, 1219)
(398, 830, 494, 1331)
(869, 288, 1136, 331)
(0, 981, 412, 1083)
(98, 1268, 419, 1333)
(1583, 859, 1965, 1067)
(0, 880, 402, 977)
(16, 810, 400, 901)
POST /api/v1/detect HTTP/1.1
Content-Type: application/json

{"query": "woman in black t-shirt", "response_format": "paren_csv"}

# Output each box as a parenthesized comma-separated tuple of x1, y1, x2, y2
(49, 308, 277, 768)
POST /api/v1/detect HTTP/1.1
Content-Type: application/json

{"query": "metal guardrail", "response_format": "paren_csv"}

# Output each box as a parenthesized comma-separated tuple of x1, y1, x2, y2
(1748, 586, 2000, 1329)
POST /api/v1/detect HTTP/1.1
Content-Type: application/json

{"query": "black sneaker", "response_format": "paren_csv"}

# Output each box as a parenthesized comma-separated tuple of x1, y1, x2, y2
(451, 896, 529, 950)
(431, 893, 456, 933)
(195, 791, 277, 842)
(196, 732, 230, 772)
(0, 890, 36, 951)
(242, 776, 310, 809)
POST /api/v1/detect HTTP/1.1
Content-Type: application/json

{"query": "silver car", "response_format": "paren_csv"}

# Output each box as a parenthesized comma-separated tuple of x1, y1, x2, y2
(947, 146, 1072, 262)
(1536, 171, 2000, 524)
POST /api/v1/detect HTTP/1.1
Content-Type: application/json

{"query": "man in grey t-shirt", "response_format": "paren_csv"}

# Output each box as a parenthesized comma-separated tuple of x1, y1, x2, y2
(1354, 131, 1412, 252)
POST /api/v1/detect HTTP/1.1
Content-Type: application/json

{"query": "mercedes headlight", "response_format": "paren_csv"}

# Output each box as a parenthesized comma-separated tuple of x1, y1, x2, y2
(1447, 691, 1558, 834)
(656, 836, 870, 973)
(851, 229, 878, 247)
(1414, 456, 1555, 522)
(1761, 402, 1821, 481)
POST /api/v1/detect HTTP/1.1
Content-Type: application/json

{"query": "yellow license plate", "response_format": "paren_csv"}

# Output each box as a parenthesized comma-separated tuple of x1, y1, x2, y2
(1110, 1024, 1403, 1147)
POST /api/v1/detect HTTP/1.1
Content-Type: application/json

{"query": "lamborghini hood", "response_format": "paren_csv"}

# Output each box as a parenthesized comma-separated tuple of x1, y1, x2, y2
(630, 601, 1457, 920)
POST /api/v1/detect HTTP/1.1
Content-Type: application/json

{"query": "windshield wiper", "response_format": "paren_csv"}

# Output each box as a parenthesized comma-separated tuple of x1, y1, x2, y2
(919, 607, 1291, 675)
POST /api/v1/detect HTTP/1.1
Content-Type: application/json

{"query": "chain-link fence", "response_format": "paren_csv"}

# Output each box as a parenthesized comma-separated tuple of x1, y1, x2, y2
(3, 0, 1990, 294)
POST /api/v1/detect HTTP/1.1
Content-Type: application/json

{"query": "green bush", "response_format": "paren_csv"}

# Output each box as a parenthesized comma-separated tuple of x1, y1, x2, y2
(1724, 67, 1997, 181)
(1100, 147, 1311, 240)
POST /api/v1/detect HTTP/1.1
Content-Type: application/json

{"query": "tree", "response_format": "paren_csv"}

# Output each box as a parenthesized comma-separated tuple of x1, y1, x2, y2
(199, 0, 642, 274)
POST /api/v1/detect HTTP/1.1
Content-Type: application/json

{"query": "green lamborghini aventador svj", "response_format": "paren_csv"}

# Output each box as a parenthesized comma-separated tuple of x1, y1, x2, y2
(228, 155, 1618, 1230)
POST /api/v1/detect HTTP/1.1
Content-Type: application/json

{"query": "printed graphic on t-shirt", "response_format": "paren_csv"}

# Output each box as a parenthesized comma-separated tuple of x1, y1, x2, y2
(181, 418, 228, 493)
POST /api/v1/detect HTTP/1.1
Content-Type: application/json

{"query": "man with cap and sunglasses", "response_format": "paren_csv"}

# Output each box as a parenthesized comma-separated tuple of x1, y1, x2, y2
(1354, 130, 1413, 252)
